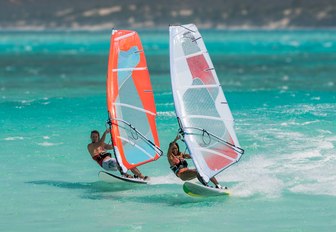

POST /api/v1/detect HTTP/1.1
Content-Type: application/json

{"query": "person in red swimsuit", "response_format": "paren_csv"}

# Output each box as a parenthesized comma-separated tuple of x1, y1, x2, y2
(87, 129, 148, 180)
(167, 134, 224, 189)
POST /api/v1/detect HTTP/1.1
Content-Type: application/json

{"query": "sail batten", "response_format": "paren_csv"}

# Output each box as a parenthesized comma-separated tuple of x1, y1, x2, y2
(112, 67, 147, 72)
(180, 115, 225, 121)
(113, 102, 156, 116)
(114, 32, 136, 41)
(170, 24, 244, 183)
(177, 84, 221, 90)
(118, 136, 155, 159)
(106, 29, 162, 172)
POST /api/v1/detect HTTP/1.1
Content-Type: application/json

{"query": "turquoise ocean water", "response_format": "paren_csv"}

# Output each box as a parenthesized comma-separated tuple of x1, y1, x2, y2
(1, 30, 335, 231)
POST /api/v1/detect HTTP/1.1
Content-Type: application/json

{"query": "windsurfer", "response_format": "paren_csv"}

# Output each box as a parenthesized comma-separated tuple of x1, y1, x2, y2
(167, 134, 225, 189)
(87, 129, 148, 180)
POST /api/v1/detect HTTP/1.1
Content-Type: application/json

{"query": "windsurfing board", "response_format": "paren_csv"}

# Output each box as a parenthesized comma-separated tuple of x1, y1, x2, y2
(183, 181, 230, 197)
(98, 171, 148, 184)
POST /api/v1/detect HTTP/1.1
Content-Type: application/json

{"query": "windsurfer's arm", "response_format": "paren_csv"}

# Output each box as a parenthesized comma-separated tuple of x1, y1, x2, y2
(182, 153, 191, 159)
(174, 134, 181, 143)
(98, 129, 109, 146)
(167, 153, 174, 166)
(104, 143, 113, 150)
(168, 134, 181, 154)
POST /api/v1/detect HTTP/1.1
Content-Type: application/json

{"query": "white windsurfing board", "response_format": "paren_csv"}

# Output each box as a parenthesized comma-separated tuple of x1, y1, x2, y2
(183, 181, 230, 197)
(98, 171, 148, 184)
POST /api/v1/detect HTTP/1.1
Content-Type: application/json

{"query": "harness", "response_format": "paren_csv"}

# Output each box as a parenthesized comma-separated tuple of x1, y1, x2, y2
(170, 158, 188, 175)
(92, 152, 111, 167)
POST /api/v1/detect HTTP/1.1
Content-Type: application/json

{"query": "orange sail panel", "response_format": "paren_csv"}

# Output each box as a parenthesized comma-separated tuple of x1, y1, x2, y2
(106, 30, 162, 173)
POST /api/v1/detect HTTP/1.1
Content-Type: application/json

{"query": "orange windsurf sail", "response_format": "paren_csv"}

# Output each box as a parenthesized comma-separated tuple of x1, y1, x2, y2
(106, 30, 162, 173)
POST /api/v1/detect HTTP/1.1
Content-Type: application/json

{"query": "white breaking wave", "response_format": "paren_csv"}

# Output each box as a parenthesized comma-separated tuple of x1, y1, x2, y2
(219, 156, 285, 198)
(219, 131, 336, 198)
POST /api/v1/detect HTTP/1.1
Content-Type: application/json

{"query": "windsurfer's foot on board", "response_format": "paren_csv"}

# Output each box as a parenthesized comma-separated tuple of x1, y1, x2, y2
(196, 172, 226, 189)
(126, 167, 149, 180)
(87, 129, 148, 180)
(167, 134, 224, 189)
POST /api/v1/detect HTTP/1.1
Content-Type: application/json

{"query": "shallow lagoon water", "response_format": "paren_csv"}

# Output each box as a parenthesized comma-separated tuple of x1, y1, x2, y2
(0, 30, 335, 231)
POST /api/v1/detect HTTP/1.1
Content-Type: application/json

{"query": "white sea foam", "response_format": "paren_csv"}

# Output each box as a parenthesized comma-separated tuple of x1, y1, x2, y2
(157, 91, 172, 96)
(327, 81, 334, 87)
(274, 134, 335, 197)
(282, 75, 289, 81)
(288, 149, 322, 161)
(317, 129, 332, 135)
(326, 135, 336, 141)
(289, 40, 300, 47)
(156, 102, 174, 107)
(148, 173, 182, 185)
(4, 136, 24, 141)
(37, 142, 63, 146)
(273, 130, 304, 140)
(311, 96, 321, 101)
(301, 120, 320, 125)
(20, 99, 35, 105)
(287, 153, 336, 197)
(217, 127, 336, 198)
(281, 85, 288, 90)
(232, 175, 285, 198)
(318, 140, 334, 150)
(157, 111, 176, 117)
(281, 120, 320, 127)
(280, 103, 335, 118)
(219, 156, 285, 198)
(290, 183, 336, 196)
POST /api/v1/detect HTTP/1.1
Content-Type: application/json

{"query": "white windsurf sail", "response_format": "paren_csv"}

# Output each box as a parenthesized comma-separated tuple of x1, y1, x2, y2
(169, 24, 244, 183)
